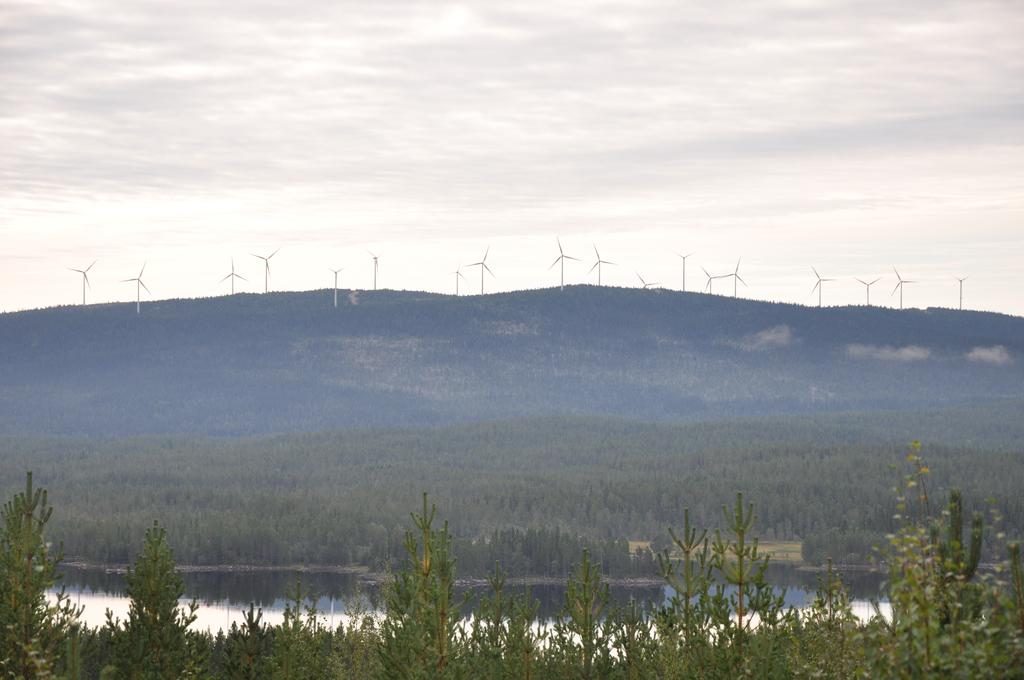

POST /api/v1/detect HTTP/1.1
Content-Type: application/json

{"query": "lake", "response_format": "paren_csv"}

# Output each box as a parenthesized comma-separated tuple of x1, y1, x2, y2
(53, 563, 889, 633)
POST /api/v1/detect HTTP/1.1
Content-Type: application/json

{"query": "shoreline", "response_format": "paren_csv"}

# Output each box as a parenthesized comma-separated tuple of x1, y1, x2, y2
(59, 559, 884, 586)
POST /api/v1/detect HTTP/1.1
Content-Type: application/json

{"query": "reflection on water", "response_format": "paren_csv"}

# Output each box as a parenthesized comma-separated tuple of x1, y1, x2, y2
(54, 564, 888, 633)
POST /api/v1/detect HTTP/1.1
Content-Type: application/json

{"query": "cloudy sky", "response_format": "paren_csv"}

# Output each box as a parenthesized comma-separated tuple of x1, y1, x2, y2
(3, 0, 1022, 313)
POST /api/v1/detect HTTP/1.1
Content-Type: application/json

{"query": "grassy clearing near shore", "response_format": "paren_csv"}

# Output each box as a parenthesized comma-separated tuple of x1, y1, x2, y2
(758, 540, 803, 564)
(635, 539, 804, 565)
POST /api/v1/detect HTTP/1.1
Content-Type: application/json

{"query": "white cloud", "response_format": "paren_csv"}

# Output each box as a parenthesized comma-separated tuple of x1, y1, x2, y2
(966, 345, 1013, 365)
(846, 344, 931, 361)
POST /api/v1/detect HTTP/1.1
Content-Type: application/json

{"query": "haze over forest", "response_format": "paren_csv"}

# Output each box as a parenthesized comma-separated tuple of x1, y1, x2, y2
(1, 286, 1020, 436)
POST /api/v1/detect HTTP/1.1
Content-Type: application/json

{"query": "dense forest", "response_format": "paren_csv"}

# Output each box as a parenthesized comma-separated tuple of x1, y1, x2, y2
(1, 287, 1022, 435)
(4, 466, 1024, 678)
(3, 407, 1021, 575)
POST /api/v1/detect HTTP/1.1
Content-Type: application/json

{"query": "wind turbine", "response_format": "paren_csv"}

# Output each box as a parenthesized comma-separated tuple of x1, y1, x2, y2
(954, 276, 967, 311)
(855, 277, 881, 306)
(701, 267, 724, 294)
(121, 263, 150, 314)
(636, 272, 659, 289)
(588, 245, 615, 286)
(468, 247, 494, 294)
(251, 249, 279, 293)
(676, 252, 694, 292)
(451, 266, 467, 296)
(726, 258, 746, 298)
(810, 267, 834, 308)
(219, 258, 246, 295)
(68, 261, 96, 305)
(891, 267, 916, 310)
(329, 267, 344, 307)
(549, 238, 579, 291)
(368, 251, 379, 290)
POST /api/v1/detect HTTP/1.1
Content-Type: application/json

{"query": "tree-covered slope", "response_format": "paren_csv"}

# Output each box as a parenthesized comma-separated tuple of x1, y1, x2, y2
(1, 286, 1021, 435)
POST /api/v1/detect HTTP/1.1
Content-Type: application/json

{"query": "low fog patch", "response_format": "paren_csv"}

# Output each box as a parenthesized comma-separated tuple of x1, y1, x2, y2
(846, 344, 931, 362)
(966, 345, 1013, 365)
(734, 325, 794, 351)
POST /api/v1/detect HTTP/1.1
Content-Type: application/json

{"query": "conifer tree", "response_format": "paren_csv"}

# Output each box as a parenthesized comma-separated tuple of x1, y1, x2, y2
(222, 604, 270, 680)
(104, 522, 201, 679)
(549, 549, 612, 680)
(377, 493, 462, 680)
(0, 472, 82, 678)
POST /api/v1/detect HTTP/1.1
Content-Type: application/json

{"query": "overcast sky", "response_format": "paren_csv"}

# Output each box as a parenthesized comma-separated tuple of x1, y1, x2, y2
(2, 0, 1022, 314)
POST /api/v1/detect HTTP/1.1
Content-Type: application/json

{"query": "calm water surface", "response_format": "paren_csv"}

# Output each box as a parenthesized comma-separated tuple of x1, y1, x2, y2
(52, 564, 889, 633)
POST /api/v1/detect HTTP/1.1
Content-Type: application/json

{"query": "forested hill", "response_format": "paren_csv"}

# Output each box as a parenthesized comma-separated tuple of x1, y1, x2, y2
(1, 285, 1021, 435)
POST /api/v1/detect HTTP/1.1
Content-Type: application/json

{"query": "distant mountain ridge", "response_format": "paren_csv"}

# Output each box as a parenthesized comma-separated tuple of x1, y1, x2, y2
(1, 286, 1021, 435)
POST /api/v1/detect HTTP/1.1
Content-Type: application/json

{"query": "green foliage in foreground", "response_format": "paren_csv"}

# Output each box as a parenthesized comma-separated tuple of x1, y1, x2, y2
(4, 449, 1024, 679)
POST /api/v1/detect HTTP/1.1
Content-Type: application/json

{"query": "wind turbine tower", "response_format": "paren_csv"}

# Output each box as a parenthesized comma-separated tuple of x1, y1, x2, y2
(955, 276, 967, 311)
(701, 267, 724, 294)
(728, 258, 746, 298)
(330, 267, 344, 307)
(855, 277, 881, 306)
(121, 263, 150, 314)
(451, 266, 467, 295)
(468, 247, 494, 294)
(810, 267, 834, 308)
(68, 261, 96, 305)
(368, 252, 379, 290)
(220, 258, 246, 294)
(549, 238, 579, 291)
(589, 245, 615, 286)
(891, 268, 916, 310)
(251, 249, 279, 293)
(676, 252, 694, 292)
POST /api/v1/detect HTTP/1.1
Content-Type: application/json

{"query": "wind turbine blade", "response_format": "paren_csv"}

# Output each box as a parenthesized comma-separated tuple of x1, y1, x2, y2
(701, 266, 711, 277)
(588, 262, 599, 273)
(605, 260, 617, 266)
(220, 273, 232, 283)
(891, 282, 901, 295)
(139, 280, 151, 294)
(812, 266, 821, 279)
(855, 278, 866, 285)
(549, 257, 561, 270)
(892, 267, 902, 280)
(482, 246, 490, 262)
(870, 278, 880, 285)
(734, 258, 741, 274)
(139, 262, 146, 277)
(237, 274, 247, 281)
(483, 263, 495, 276)
(252, 254, 265, 261)
(593, 244, 600, 259)
(736, 275, 747, 286)
(557, 237, 563, 255)
(85, 261, 96, 272)
(83, 273, 91, 288)
(565, 255, 580, 261)
(811, 281, 820, 294)
(121, 278, 135, 283)
(636, 272, 645, 285)
(268, 249, 279, 259)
